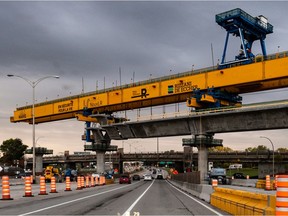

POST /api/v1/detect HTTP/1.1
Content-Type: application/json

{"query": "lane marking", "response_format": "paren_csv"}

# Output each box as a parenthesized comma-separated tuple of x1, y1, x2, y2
(167, 181, 223, 216)
(18, 182, 141, 216)
(122, 180, 154, 216)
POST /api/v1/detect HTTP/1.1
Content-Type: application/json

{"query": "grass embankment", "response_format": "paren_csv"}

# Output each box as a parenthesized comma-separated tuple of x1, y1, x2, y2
(226, 168, 258, 178)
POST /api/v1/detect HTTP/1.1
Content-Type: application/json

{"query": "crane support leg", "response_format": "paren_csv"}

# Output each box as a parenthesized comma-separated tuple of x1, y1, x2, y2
(221, 32, 230, 64)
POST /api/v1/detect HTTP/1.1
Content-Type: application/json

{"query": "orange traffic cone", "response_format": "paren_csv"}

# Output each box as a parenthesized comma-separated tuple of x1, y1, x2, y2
(99, 176, 104, 186)
(91, 176, 95, 187)
(266, 175, 271, 191)
(81, 176, 85, 188)
(85, 176, 90, 188)
(1, 176, 13, 200)
(76, 176, 82, 190)
(39, 176, 48, 195)
(50, 176, 58, 193)
(64, 176, 72, 191)
(95, 176, 99, 186)
(23, 176, 34, 197)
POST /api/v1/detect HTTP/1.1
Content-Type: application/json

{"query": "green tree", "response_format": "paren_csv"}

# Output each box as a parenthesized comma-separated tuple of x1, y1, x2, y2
(0, 138, 28, 165)
(209, 146, 233, 153)
(277, 148, 288, 153)
(245, 145, 269, 152)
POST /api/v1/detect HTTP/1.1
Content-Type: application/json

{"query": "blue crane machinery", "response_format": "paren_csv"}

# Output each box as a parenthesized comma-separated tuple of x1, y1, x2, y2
(189, 8, 274, 109)
(216, 8, 273, 68)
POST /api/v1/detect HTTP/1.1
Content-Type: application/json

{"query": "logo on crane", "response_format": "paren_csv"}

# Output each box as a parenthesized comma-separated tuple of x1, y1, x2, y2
(168, 81, 197, 94)
(131, 88, 149, 99)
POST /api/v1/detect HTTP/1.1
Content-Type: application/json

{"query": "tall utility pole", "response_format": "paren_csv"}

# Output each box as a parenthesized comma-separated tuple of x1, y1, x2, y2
(260, 136, 275, 178)
(7, 74, 60, 182)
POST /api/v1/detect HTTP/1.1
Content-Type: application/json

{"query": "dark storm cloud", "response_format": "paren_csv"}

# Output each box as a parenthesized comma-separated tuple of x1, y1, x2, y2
(0, 1, 223, 83)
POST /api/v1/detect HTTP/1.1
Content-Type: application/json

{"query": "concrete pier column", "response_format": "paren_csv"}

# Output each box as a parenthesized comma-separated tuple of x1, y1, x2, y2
(96, 151, 106, 174)
(198, 144, 208, 183)
(35, 154, 44, 175)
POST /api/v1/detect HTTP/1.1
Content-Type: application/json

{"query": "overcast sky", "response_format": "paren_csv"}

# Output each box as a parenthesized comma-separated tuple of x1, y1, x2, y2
(0, 1, 288, 156)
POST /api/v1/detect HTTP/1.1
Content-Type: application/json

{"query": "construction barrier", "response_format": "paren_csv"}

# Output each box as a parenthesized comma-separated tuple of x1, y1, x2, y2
(81, 176, 85, 188)
(211, 187, 275, 215)
(1, 176, 13, 200)
(64, 176, 72, 191)
(85, 176, 90, 188)
(39, 176, 48, 195)
(24, 176, 33, 197)
(91, 176, 95, 187)
(50, 176, 58, 193)
(105, 178, 115, 185)
(276, 175, 288, 215)
(266, 175, 271, 191)
(76, 176, 82, 190)
(212, 179, 218, 188)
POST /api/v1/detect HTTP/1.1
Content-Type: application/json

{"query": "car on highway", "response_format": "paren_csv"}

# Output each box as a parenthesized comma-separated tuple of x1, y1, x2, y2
(119, 175, 131, 184)
(156, 173, 164, 179)
(132, 174, 141, 181)
(144, 174, 152, 181)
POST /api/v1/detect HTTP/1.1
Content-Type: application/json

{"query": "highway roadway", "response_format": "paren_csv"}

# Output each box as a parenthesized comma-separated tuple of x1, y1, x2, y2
(0, 178, 227, 215)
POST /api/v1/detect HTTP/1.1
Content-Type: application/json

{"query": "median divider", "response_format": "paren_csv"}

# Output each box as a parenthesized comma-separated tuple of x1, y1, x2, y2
(211, 187, 275, 215)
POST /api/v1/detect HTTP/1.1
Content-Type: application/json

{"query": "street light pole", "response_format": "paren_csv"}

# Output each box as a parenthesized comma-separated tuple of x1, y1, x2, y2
(7, 74, 59, 182)
(260, 136, 275, 178)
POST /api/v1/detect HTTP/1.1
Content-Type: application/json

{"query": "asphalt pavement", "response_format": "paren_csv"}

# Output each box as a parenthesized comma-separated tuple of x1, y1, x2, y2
(0, 178, 228, 215)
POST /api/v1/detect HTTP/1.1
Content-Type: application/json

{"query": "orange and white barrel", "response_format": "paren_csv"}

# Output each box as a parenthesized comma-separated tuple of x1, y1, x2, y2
(85, 176, 90, 188)
(1, 176, 13, 200)
(212, 179, 218, 188)
(81, 176, 85, 188)
(275, 175, 279, 190)
(276, 175, 288, 215)
(64, 176, 72, 191)
(99, 176, 104, 185)
(38, 176, 48, 195)
(95, 176, 99, 186)
(266, 175, 271, 191)
(91, 176, 95, 187)
(24, 176, 33, 197)
(50, 176, 58, 193)
(76, 176, 82, 190)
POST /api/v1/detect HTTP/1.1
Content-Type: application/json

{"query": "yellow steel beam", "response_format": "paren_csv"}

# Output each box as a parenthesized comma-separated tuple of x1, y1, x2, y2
(11, 52, 288, 124)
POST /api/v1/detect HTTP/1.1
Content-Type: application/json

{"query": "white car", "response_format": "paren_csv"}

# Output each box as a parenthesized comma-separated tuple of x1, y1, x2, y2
(144, 174, 152, 181)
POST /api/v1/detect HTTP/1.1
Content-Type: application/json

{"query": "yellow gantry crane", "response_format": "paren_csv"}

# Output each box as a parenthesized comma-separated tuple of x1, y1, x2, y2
(10, 52, 288, 124)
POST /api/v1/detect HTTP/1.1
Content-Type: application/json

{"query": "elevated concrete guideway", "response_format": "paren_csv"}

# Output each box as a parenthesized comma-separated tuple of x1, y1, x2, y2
(98, 100, 288, 182)
(84, 100, 288, 181)
(102, 101, 288, 139)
